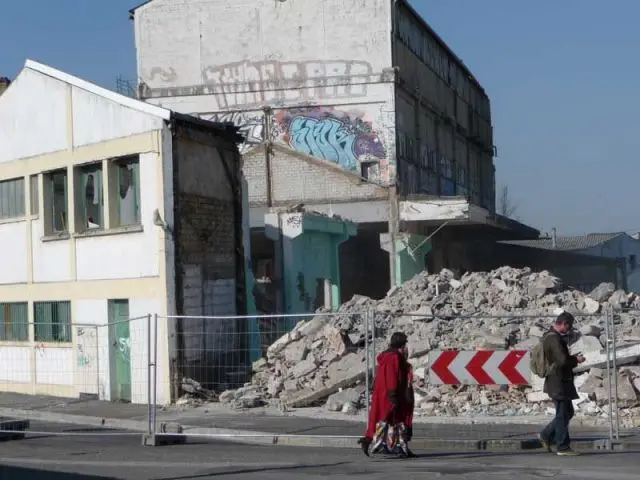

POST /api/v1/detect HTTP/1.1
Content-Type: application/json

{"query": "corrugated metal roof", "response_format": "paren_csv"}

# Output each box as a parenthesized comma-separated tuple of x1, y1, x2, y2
(501, 233, 625, 251)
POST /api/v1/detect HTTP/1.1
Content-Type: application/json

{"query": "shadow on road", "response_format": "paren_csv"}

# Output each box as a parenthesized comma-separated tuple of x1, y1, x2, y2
(155, 461, 350, 479)
(0, 464, 117, 479)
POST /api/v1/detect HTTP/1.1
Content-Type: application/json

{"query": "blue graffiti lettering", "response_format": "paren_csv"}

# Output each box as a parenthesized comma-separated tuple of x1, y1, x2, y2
(288, 117, 358, 171)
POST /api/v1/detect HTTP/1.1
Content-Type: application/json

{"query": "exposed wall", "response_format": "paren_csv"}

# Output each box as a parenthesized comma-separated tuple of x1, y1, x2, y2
(243, 145, 389, 207)
(393, 1, 495, 210)
(173, 125, 246, 390)
(134, 0, 397, 184)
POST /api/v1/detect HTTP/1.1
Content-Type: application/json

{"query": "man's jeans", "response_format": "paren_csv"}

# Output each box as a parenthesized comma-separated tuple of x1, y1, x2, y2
(541, 398, 575, 451)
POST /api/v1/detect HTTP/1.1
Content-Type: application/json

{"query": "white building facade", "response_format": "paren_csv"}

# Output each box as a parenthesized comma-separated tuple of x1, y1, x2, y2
(0, 60, 246, 404)
(128, 0, 512, 301)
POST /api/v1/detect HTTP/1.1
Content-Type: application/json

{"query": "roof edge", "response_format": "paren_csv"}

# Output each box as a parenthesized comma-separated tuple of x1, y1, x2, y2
(398, 0, 486, 95)
(129, 0, 155, 16)
(23, 59, 171, 121)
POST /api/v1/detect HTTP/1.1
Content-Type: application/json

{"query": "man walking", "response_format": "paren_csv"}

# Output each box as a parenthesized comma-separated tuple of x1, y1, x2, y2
(539, 311, 586, 456)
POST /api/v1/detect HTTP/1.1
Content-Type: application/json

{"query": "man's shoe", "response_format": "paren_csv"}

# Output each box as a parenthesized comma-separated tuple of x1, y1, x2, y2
(538, 434, 551, 453)
(357, 437, 372, 457)
(556, 449, 580, 456)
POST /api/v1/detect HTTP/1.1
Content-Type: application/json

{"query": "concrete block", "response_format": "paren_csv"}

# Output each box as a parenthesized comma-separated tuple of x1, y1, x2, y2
(0, 419, 29, 442)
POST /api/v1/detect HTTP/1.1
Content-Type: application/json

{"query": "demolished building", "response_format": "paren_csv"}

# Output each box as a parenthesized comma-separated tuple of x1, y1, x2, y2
(211, 267, 640, 425)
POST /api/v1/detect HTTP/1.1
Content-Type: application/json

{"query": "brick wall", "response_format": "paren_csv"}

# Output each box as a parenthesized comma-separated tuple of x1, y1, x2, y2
(173, 125, 247, 390)
(244, 145, 388, 207)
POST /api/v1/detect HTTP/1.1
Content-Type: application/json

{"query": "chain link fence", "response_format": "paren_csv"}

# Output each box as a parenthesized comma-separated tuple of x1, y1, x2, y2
(362, 310, 625, 443)
(0, 305, 635, 446)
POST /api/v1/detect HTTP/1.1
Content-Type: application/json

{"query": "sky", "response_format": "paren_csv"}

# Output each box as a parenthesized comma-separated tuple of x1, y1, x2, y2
(2, 0, 638, 236)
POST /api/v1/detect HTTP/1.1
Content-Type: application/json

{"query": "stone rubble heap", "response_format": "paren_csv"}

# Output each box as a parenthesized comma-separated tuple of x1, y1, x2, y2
(216, 267, 640, 420)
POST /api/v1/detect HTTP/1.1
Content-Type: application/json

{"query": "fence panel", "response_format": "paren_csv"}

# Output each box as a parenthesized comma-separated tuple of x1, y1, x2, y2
(152, 311, 370, 440)
(365, 311, 616, 442)
(609, 307, 640, 439)
(0, 312, 150, 439)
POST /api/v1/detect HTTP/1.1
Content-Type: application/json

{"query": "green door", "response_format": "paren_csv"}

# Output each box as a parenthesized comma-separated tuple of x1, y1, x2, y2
(109, 300, 131, 403)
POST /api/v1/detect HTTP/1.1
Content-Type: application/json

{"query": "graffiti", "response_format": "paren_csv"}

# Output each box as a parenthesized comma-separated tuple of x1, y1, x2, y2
(147, 67, 178, 83)
(116, 338, 131, 363)
(76, 327, 96, 368)
(143, 60, 374, 106)
(202, 111, 265, 151)
(285, 215, 303, 228)
(76, 344, 91, 367)
(35, 342, 45, 357)
(274, 108, 386, 171)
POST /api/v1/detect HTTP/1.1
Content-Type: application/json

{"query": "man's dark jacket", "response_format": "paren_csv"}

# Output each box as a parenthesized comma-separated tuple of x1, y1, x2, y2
(542, 330, 579, 400)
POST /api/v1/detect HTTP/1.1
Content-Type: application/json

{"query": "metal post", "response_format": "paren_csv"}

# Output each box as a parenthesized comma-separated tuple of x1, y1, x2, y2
(610, 307, 620, 439)
(364, 311, 370, 418)
(152, 313, 159, 434)
(95, 325, 100, 400)
(147, 314, 152, 436)
(604, 308, 613, 442)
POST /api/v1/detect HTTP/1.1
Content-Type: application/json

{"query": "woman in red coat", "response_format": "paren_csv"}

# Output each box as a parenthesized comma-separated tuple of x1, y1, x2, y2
(358, 332, 415, 457)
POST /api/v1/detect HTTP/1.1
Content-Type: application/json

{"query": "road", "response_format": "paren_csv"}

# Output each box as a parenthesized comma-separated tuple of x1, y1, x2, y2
(0, 422, 639, 479)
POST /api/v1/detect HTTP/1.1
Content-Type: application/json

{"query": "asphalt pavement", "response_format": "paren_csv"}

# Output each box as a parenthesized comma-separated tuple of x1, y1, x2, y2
(1, 424, 640, 480)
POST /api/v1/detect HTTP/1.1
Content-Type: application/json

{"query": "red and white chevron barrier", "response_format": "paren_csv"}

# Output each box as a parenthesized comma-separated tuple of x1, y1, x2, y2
(428, 350, 530, 385)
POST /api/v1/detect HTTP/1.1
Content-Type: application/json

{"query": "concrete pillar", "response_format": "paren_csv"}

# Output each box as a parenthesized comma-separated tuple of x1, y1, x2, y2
(380, 233, 432, 287)
(266, 212, 356, 316)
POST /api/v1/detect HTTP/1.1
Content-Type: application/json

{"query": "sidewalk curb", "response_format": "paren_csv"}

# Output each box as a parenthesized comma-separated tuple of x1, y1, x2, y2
(0, 407, 621, 452)
(0, 418, 30, 442)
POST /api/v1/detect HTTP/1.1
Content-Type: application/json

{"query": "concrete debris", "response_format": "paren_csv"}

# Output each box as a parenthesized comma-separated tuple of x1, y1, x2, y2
(176, 378, 218, 406)
(218, 267, 640, 418)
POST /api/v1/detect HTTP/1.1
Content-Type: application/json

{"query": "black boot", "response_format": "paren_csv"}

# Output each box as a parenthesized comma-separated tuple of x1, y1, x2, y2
(357, 437, 372, 457)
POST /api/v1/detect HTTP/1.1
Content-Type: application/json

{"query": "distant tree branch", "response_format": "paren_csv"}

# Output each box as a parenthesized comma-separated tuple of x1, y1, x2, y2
(498, 184, 518, 219)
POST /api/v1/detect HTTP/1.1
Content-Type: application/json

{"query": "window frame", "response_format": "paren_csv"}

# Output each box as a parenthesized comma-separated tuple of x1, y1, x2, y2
(112, 155, 141, 228)
(0, 302, 29, 342)
(44, 169, 69, 235)
(34, 301, 72, 343)
(29, 174, 39, 216)
(0, 177, 26, 220)
(75, 162, 105, 232)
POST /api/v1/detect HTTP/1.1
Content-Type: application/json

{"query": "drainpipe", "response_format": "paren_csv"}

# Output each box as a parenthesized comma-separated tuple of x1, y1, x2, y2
(551, 228, 557, 249)
(263, 107, 273, 207)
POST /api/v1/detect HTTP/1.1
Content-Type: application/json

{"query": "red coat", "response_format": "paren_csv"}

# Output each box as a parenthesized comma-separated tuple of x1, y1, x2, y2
(366, 349, 414, 439)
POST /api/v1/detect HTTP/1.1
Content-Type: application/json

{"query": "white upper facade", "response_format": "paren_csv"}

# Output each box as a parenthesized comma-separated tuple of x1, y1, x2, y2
(0, 60, 174, 285)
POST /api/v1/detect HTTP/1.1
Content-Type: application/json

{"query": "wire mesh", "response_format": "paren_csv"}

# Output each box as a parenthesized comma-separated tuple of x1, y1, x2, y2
(366, 310, 617, 442)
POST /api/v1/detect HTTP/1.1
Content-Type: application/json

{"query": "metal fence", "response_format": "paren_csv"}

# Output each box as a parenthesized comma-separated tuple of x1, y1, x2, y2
(0, 305, 636, 447)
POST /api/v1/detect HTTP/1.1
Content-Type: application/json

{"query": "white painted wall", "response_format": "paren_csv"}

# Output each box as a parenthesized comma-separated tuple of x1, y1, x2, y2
(73, 297, 168, 405)
(0, 347, 31, 383)
(0, 68, 68, 163)
(31, 219, 72, 283)
(134, 0, 398, 183)
(0, 221, 28, 284)
(71, 87, 163, 148)
(35, 347, 74, 387)
(75, 152, 161, 281)
(74, 300, 109, 399)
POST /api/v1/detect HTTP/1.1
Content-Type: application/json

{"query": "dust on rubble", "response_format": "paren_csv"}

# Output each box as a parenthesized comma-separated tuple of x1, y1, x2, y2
(176, 267, 640, 424)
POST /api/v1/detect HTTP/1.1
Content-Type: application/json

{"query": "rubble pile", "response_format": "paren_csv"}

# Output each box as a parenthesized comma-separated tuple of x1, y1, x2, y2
(217, 267, 640, 420)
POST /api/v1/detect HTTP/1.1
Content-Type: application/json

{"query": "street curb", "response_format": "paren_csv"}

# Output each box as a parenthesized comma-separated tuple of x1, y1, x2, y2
(0, 407, 624, 452)
(0, 419, 30, 442)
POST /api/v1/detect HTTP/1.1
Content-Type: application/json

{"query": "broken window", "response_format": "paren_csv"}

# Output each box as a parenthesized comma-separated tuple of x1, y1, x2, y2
(44, 169, 68, 234)
(76, 163, 104, 231)
(112, 155, 141, 227)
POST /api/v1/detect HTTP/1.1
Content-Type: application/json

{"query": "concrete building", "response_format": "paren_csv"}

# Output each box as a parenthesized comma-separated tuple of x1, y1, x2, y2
(504, 232, 640, 292)
(130, 0, 534, 311)
(0, 59, 246, 403)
